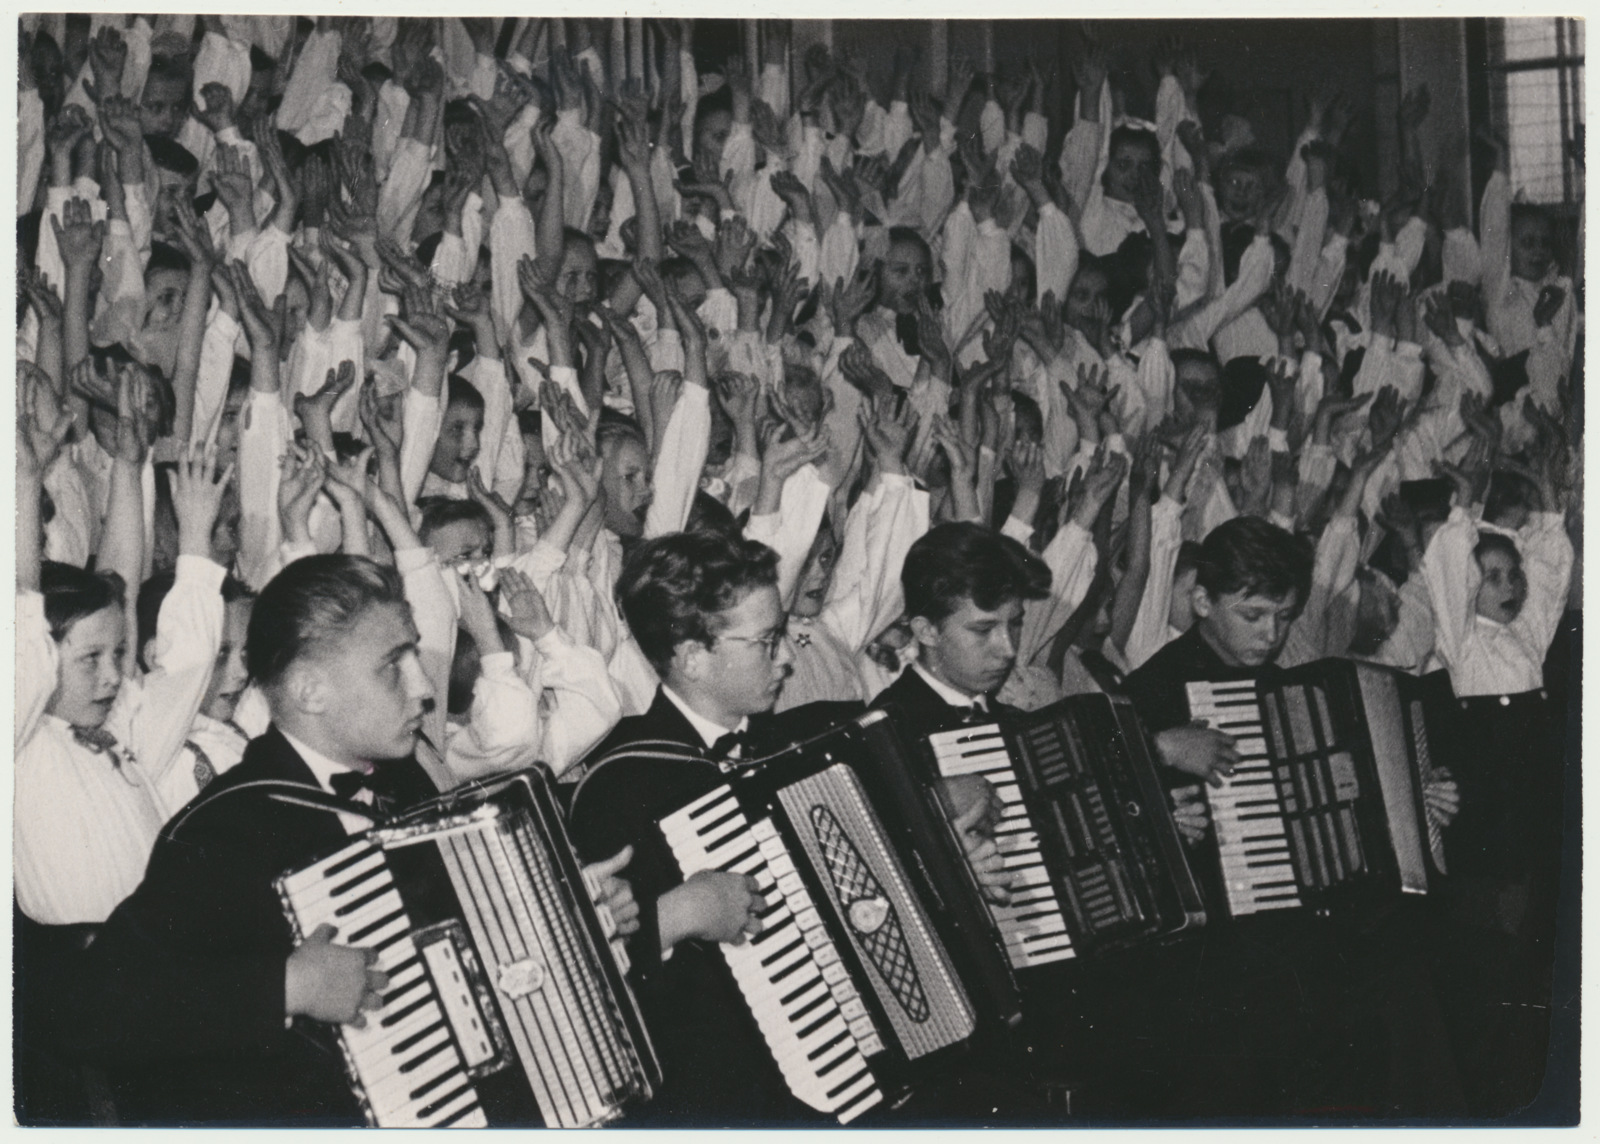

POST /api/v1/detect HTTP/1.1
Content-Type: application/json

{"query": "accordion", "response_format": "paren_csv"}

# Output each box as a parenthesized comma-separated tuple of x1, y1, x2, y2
(922, 694, 1206, 964)
(658, 711, 980, 1124)
(277, 768, 661, 1128)
(1185, 659, 1448, 921)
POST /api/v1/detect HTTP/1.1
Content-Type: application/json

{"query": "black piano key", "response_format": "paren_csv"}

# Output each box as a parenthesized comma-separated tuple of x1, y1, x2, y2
(695, 805, 743, 838)
(789, 989, 830, 1023)
(434, 1100, 483, 1128)
(795, 1011, 835, 1040)
(416, 1081, 474, 1120)
(392, 1019, 448, 1056)
(780, 976, 820, 1007)
(396, 1034, 452, 1074)
(348, 907, 406, 945)
(331, 883, 393, 915)
(748, 918, 795, 949)
(806, 1029, 851, 1062)
(330, 868, 390, 903)
(380, 977, 428, 1010)
(828, 1065, 875, 1101)
(323, 845, 378, 879)
(770, 955, 811, 986)
(410, 1065, 464, 1101)
(380, 994, 433, 1029)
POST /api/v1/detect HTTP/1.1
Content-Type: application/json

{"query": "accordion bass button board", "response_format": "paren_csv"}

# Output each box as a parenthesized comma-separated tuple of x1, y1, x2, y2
(1185, 659, 1444, 921)
(278, 769, 661, 1128)
(929, 695, 1206, 961)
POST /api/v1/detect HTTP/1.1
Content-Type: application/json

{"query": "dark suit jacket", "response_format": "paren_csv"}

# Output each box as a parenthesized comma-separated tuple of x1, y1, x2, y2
(49, 727, 436, 1126)
(567, 688, 858, 1126)
(870, 665, 1025, 740)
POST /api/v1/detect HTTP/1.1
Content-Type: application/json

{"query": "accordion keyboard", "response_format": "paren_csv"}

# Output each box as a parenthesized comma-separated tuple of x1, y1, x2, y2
(281, 839, 490, 1127)
(927, 725, 1076, 968)
(1185, 680, 1302, 916)
(661, 785, 884, 1124)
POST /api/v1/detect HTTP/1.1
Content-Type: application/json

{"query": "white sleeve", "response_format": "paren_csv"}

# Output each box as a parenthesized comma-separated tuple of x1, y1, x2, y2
(1174, 228, 1210, 311)
(743, 464, 832, 608)
(400, 388, 444, 508)
(520, 627, 624, 776)
(466, 355, 513, 489)
(395, 545, 458, 786)
(18, 87, 45, 216)
(236, 389, 291, 590)
(819, 473, 930, 654)
(490, 195, 539, 339)
(1306, 235, 1349, 318)
(448, 650, 543, 779)
(1057, 118, 1103, 224)
(378, 136, 435, 242)
(1034, 202, 1079, 306)
(1287, 188, 1328, 296)
(1419, 505, 1482, 675)
(1281, 513, 1360, 666)
(192, 29, 254, 105)
(883, 100, 915, 163)
(1511, 511, 1574, 662)
(116, 554, 226, 783)
(1017, 520, 1099, 668)
(1123, 496, 1184, 671)
(1478, 170, 1512, 299)
(643, 381, 712, 537)
(274, 27, 341, 134)
(15, 592, 58, 754)
(1134, 336, 1175, 429)
(551, 110, 602, 232)
(817, 213, 861, 292)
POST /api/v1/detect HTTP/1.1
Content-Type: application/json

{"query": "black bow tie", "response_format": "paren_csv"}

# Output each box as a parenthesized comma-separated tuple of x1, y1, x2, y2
(894, 311, 922, 357)
(709, 730, 749, 762)
(329, 766, 394, 811)
(958, 702, 992, 725)
(73, 724, 123, 758)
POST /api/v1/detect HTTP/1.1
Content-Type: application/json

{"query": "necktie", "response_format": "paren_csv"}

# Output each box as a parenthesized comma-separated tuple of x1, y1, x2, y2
(893, 311, 922, 357)
(959, 702, 991, 725)
(186, 739, 217, 791)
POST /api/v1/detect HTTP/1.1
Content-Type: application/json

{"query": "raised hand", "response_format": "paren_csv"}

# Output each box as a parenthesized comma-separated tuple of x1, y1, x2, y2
(52, 196, 105, 272)
(831, 266, 878, 335)
(858, 392, 918, 478)
(170, 442, 235, 558)
(193, 81, 237, 133)
(838, 340, 894, 403)
(498, 566, 555, 643)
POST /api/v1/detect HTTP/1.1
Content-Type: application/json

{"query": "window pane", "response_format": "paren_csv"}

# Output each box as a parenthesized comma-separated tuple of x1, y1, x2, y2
(1499, 17, 1560, 62)
(1505, 68, 1569, 202)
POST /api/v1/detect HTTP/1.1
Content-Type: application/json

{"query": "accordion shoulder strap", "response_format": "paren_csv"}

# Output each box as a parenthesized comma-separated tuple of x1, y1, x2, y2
(570, 740, 719, 806)
(160, 780, 375, 843)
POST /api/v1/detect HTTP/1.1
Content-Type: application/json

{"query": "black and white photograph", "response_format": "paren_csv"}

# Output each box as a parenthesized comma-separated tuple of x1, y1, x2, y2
(11, 11, 1583, 1128)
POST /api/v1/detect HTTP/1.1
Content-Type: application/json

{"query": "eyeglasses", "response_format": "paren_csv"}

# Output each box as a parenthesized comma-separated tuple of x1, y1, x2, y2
(717, 627, 788, 659)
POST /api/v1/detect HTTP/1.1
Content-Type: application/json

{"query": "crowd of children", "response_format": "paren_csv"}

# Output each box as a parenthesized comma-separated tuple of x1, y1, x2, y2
(15, 13, 1581, 1125)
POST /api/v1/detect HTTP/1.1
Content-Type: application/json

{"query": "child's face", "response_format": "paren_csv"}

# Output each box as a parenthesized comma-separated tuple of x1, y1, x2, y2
(1173, 359, 1221, 426)
(876, 240, 931, 315)
(600, 436, 654, 537)
(1218, 166, 1266, 222)
(1474, 547, 1527, 624)
(791, 528, 839, 620)
(1064, 267, 1111, 335)
(1193, 587, 1299, 668)
(912, 595, 1025, 697)
(1168, 567, 1198, 632)
(139, 73, 189, 139)
(202, 599, 253, 722)
(429, 518, 492, 567)
(49, 605, 126, 730)
(694, 108, 733, 171)
(1104, 140, 1160, 204)
(556, 240, 599, 306)
(515, 431, 549, 515)
(429, 401, 485, 484)
(282, 275, 310, 352)
(1510, 213, 1555, 282)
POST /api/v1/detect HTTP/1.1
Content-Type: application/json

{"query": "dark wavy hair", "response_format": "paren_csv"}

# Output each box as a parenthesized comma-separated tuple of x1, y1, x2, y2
(1195, 517, 1313, 605)
(901, 523, 1051, 625)
(246, 555, 406, 688)
(41, 561, 125, 641)
(617, 532, 779, 673)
